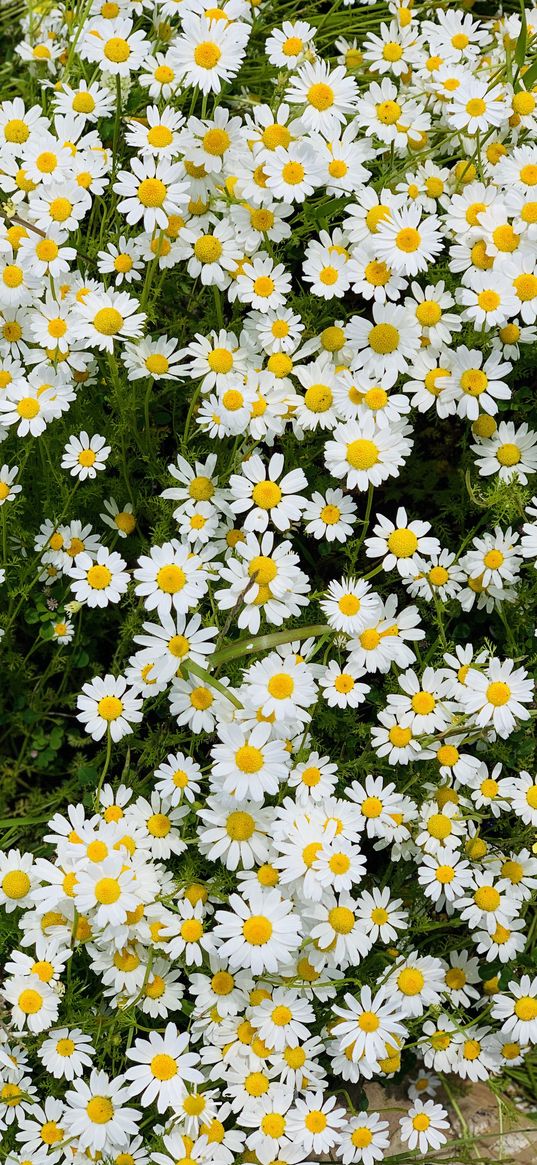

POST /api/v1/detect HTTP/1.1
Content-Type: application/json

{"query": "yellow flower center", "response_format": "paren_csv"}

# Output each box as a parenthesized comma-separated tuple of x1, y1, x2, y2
(376, 100, 401, 125)
(514, 996, 537, 1021)
(150, 1053, 177, 1080)
(87, 564, 112, 589)
(235, 744, 264, 773)
(304, 383, 333, 412)
(307, 82, 334, 110)
(104, 36, 130, 62)
(97, 695, 123, 721)
(328, 905, 355, 933)
(396, 227, 421, 252)
(486, 680, 511, 706)
(397, 967, 424, 995)
(466, 97, 486, 116)
(282, 161, 304, 185)
(226, 810, 255, 840)
(94, 877, 121, 904)
(252, 480, 282, 509)
(347, 439, 379, 469)
(474, 885, 500, 911)
(2, 870, 30, 898)
(368, 322, 399, 353)
(194, 41, 221, 68)
(243, 915, 273, 944)
(156, 564, 186, 593)
(412, 690, 435, 714)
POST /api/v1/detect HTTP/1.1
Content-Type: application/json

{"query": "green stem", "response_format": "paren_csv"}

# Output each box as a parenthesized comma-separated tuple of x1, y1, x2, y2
(212, 623, 332, 667)
(94, 731, 112, 810)
(212, 285, 224, 330)
(181, 659, 243, 709)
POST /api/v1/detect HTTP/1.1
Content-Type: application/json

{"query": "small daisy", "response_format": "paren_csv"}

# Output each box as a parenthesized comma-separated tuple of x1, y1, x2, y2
(76, 674, 143, 742)
(0, 464, 21, 506)
(302, 489, 357, 542)
(319, 660, 370, 708)
(399, 1099, 449, 1154)
(68, 547, 129, 608)
(61, 431, 110, 480)
(38, 1027, 94, 1080)
(460, 659, 534, 736)
(365, 508, 440, 575)
(100, 498, 137, 538)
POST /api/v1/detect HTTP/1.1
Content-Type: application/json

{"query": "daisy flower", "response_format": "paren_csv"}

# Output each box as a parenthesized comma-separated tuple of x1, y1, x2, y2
(170, 15, 249, 95)
(365, 508, 440, 575)
(229, 453, 307, 533)
(213, 888, 301, 975)
(319, 660, 370, 708)
(347, 303, 421, 386)
(100, 498, 136, 538)
(264, 142, 323, 203)
(337, 1111, 390, 1165)
(320, 577, 381, 634)
(285, 1092, 346, 1155)
(68, 548, 129, 608)
(0, 464, 21, 506)
(97, 238, 144, 285)
(448, 80, 507, 134)
(355, 888, 407, 943)
(285, 60, 358, 134)
(324, 416, 413, 490)
(265, 21, 316, 69)
(74, 289, 145, 353)
(37, 1029, 94, 1081)
(76, 674, 143, 742)
(61, 432, 110, 480)
(63, 1069, 141, 1152)
(471, 421, 537, 484)
(114, 157, 188, 233)
(374, 206, 443, 276)
(79, 17, 150, 76)
(0, 850, 36, 912)
(302, 489, 357, 542)
(211, 720, 290, 799)
(418, 847, 473, 906)
(197, 796, 272, 870)
(74, 854, 140, 928)
(133, 541, 208, 618)
(332, 985, 407, 1063)
(460, 659, 534, 735)
(3, 977, 59, 1033)
(399, 1100, 449, 1154)
(235, 254, 291, 310)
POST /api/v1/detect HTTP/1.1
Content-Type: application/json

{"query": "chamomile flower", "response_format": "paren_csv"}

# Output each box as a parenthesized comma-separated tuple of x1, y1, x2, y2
(319, 661, 370, 709)
(77, 674, 143, 742)
(213, 888, 301, 975)
(471, 421, 537, 484)
(399, 1099, 449, 1154)
(37, 1029, 95, 1081)
(460, 659, 534, 735)
(0, 464, 21, 506)
(302, 489, 357, 542)
(61, 431, 110, 480)
(365, 508, 440, 575)
(63, 1069, 141, 1151)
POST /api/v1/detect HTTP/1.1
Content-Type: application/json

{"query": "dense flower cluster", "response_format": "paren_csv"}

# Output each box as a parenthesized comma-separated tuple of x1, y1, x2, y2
(1, 0, 537, 1160)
